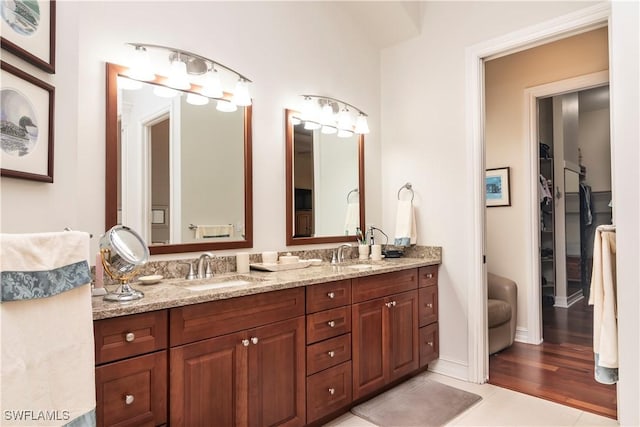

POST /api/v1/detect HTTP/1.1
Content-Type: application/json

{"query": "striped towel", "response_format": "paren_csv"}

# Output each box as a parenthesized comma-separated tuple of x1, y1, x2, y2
(1, 231, 96, 426)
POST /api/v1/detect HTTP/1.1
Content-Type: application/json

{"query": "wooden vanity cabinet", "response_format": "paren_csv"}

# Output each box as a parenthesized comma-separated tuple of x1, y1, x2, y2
(418, 265, 440, 366)
(169, 288, 306, 427)
(351, 270, 419, 400)
(93, 311, 168, 427)
(305, 280, 353, 423)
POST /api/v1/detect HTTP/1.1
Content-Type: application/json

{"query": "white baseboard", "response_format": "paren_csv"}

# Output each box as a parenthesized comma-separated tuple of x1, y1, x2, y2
(427, 357, 471, 382)
(554, 292, 584, 308)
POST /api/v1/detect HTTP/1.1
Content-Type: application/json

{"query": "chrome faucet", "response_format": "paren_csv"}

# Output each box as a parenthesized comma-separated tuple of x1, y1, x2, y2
(197, 252, 215, 279)
(331, 244, 352, 265)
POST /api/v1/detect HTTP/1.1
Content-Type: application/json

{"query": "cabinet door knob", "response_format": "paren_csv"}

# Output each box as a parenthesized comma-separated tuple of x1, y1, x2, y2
(328, 351, 335, 358)
(428, 341, 434, 347)
(386, 301, 396, 308)
(328, 388, 336, 395)
(251, 337, 259, 345)
(392, 301, 397, 307)
(327, 320, 336, 328)
(125, 332, 135, 342)
(242, 339, 250, 347)
(385, 302, 392, 308)
(426, 303, 433, 308)
(124, 394, 135, 405)
(426, 273, 433, 279)
(327, 292, 335, 299)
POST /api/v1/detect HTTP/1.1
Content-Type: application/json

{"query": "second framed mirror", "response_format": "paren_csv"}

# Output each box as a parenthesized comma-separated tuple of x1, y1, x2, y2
(285, 109, 365, 245)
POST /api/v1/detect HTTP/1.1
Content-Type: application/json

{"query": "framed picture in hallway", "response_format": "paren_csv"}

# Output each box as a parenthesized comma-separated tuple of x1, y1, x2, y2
(485, 167, 511, 207)
(0, 0, 56, 73)
(1, 61, 55, 182)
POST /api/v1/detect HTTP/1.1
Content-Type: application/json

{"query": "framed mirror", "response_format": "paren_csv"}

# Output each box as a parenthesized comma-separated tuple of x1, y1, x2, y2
(285, 109, 365, 245)
(105, 63, 253, 255)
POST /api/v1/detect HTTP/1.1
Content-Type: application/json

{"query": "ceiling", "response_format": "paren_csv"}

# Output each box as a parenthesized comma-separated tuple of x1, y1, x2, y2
(337, 1, 424, 49)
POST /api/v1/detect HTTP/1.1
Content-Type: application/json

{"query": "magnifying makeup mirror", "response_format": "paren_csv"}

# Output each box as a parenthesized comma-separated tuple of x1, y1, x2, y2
(100, 225, 150, 302)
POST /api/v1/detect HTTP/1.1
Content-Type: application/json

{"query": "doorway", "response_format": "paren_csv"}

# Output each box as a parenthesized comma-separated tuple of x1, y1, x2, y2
(483, 29, 616, 417)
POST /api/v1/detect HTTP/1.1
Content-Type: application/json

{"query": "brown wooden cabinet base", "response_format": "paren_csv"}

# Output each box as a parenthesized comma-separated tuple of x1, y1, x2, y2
(307, 362, 352, 423)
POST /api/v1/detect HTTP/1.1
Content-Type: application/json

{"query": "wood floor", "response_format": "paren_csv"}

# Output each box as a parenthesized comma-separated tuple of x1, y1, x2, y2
(488, 299, 617, 419)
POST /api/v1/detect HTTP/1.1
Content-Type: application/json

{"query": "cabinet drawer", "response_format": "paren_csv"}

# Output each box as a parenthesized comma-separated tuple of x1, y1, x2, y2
(307, 361, 352, 423)
(419, 323, 439, 367)
(352, 269, 417, 303)
(95, 351, 167, 427)
(170, 287, 305, 345)
(306, 280, 351, 313)
(307, 306, 352, 344)
(418, 286, 438, 327)
(94, 310, 168, 364)
(418, 265, 439, 288)
(307, 333, 351, 375)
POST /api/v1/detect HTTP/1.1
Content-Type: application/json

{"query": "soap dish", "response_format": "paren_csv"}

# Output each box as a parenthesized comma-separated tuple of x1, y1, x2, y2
(308, 259, 323, 266)
(138, 274, 163, 285)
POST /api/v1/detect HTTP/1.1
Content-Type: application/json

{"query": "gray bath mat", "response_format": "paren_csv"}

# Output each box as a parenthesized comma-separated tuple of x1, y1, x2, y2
(351, 377, 482, 426)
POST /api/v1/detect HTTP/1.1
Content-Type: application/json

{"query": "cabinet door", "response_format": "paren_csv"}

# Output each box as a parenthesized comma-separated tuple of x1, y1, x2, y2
(352, 298, 386, 400)
(249, 316, 306, 427)
(388, 290, 419, 381)
(95, 351, 167, 427)
(170, 331, 248, 427)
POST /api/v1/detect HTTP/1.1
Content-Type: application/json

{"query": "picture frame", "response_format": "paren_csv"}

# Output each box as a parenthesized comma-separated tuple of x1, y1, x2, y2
(485, 167, 511, 207)
(1, 61, 55, 182)
(1, 0, 56, 73)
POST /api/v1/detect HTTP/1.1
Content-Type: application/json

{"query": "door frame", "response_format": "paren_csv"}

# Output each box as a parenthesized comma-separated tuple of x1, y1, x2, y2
(524, 71, 609, 344)
(465, 3, 611, 384)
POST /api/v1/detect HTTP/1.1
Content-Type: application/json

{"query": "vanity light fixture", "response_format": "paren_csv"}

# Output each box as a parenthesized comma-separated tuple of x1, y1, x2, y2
(296, 95, 369, 137)
(186, 93, 209, 106)
(153, 85, 180, 98)
(125, 43, 253, 108)
(117, 76, 143, 91)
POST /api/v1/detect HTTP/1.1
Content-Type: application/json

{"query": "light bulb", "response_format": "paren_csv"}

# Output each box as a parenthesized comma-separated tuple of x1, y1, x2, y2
(301, 96, 320, 122)
(201, 69, 223, 98)
(126, 46, 155, 81)
(216, 99, 238, 112)
(320, 103, 335, 126)
(186, 93, 209, 106)
(166, 58, 191, 90)
(354, 114, 370, 134)
(232, 79, 252, 106)
(337, 108, 353, 131)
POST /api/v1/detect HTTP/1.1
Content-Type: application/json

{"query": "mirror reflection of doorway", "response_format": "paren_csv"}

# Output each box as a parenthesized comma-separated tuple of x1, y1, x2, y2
(149, 118, 170, 245)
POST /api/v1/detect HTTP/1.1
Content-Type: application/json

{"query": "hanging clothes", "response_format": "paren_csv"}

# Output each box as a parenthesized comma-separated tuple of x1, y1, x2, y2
(539, 174, 553, 206)
(580, 183, 593, 226)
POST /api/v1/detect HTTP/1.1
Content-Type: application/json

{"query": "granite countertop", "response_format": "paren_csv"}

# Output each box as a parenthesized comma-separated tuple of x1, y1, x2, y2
(92, 256, 441, 320)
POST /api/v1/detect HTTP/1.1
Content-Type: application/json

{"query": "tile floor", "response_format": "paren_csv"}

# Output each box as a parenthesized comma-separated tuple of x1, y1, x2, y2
(323, 372, 619, 427)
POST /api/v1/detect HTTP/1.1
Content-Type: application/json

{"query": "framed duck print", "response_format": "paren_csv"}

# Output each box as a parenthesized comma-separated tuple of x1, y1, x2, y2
(1, 61, 54, 182)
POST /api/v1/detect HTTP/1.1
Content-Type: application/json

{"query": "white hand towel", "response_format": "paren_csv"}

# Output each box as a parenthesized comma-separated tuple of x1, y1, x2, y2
(1, 231, 96, 426)
(394, 200, 417, 246)
(195, 224, 234, 239)
(344, 202, 360, 236)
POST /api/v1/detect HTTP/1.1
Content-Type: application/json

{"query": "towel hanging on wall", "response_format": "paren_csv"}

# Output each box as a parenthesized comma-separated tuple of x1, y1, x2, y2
(394, 199, 417, 246)
(344, 201, 360, 236)
(1, 231, 97, 426)
(589, 224, 618, 384)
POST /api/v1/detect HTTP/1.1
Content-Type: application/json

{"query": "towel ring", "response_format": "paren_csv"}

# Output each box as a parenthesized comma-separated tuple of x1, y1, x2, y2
(347, 188, 359, 203)
(397, 183, 414, 202)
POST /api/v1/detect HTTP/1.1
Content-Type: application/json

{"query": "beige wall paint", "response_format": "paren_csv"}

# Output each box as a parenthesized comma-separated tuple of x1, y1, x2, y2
(484, 27, 608, 336)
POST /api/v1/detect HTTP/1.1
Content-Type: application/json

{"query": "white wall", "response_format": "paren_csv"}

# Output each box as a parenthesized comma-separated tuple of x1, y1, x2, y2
(0, 1, 382, 257)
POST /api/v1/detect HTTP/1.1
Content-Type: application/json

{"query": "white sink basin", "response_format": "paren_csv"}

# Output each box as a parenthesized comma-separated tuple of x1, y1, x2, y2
(346, 264, 373, 270)
(178, 275, 264, 292)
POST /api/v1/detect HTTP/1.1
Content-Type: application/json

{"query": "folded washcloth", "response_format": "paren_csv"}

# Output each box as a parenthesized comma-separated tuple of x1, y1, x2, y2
(394, 200, 417, 246)
(344, 202, 360, 236)
(1, 231, 96, 426)
(195, 224, 234, 239)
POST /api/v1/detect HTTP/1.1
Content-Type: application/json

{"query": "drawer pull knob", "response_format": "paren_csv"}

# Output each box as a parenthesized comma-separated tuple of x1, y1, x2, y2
(385, 302, 392, 308)
(124, 394, 135, 405)
(327, 320, 336, 328)
(242, 339, 250, 347)
(427, 303, 433, 308)
(328, 388, 336, 395)
(328, 351, 335, 358)
(428, 341, 434, 347)
(386, 301, 397, 308)
(327, 292, 335, 299)
(125, 332, 135, 342)
(251, 337, 259, 345)
(426, 273, 434, 279)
